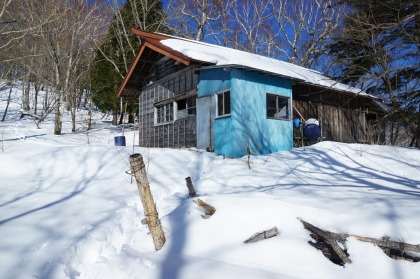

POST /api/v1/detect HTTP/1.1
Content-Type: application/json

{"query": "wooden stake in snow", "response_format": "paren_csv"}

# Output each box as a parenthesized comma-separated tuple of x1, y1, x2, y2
(193, 198, 216, 218)
(244, 227, 279, 244)
(129, 153, 165, 251)
(185, 177, 197, 198)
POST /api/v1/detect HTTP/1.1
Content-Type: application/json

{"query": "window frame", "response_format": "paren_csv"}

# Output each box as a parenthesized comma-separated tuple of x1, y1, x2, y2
(154, 101, 175, 126)
(215, 89, 231, 119)
(176, 96, 196, 119)
(266, 93, 291, 120)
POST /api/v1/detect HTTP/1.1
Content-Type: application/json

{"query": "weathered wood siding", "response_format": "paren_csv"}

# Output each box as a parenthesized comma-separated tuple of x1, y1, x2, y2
(293, 101, 383, 144)
(292, 82, 385, 145)
(138, 67, 198, 148)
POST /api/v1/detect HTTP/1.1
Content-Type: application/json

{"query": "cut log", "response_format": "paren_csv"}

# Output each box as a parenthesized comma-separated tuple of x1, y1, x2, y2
(193, 198, 216, 218)
(185, 176, 197, 198)
(244, 227, 279, 244)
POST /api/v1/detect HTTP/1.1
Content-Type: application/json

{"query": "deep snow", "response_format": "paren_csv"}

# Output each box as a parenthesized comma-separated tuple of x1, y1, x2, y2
(1, 83, 420, 279)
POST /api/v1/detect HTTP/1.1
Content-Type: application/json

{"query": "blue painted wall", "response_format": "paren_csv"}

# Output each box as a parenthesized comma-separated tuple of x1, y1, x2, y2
(198, 68, 230, 97)
(198, 68, 293, 157)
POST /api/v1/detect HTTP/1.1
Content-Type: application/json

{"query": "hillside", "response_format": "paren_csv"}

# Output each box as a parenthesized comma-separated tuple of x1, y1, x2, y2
(1, 83, 420, 279)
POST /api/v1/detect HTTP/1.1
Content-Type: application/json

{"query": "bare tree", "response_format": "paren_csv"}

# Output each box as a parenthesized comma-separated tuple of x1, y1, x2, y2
(168, 0, 343, 72)
(165, 0, 227, 41)
(227, 0, 273, 54)
(23, 0, 110, 134)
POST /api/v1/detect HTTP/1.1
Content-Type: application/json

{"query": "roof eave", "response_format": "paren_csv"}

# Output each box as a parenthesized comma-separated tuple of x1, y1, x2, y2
(195, 64, 304, 83)
(296, 81, 384, 102)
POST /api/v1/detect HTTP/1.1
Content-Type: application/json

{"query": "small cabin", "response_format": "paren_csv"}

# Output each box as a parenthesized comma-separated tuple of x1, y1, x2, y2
(118, 27, 385, 157)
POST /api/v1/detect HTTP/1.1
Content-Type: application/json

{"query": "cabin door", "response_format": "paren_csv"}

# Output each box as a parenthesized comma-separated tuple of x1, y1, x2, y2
(196, 95, 214, 151)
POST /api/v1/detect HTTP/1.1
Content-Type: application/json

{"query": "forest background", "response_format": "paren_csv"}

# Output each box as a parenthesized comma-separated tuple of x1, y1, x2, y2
(0, 0, 418, 147)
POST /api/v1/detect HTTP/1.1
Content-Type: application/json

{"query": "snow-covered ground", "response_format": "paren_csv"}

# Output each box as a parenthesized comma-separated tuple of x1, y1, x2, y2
(1, 83, 420, 279)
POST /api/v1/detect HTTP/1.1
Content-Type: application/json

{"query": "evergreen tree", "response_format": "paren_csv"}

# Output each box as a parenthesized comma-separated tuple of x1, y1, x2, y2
(91, 0, 166, 125)
(328, 0, 420, 147)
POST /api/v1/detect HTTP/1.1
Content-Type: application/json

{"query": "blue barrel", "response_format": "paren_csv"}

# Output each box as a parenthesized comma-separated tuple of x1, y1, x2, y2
(114, 136, 126, 146)
(303, 124, 321, 140)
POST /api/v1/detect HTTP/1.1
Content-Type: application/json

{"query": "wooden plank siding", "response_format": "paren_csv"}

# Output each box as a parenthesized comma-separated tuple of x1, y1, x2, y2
(293, 101, 378, 144)
(292, 82, 385, 145)
(138, 67, 198, 148)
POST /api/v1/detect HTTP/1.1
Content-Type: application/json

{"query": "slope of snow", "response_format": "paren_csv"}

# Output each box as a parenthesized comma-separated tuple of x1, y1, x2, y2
(0, 83, 419, 279)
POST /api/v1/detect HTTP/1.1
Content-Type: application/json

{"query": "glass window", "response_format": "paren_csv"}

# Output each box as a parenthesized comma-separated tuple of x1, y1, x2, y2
(216, 90, 231, 117)
(155, 102, 174, 124)
(176, 97, 196, 119)
(266, 93, 290, 120)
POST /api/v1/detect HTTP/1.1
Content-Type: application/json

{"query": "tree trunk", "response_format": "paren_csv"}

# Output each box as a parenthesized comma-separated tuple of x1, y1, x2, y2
(54, 85, 62, 135)
(22, 80, 30, 111)
(112, 111, 118, 126)
(53, 59, 63, 135)
(2, 85, 13, 122)
(43, 86, 49, 114)
(34, 83, 40, 115)
(119, 111, 124, 125)
(71, 104, 76, 132)
(65, 94, 72, 111)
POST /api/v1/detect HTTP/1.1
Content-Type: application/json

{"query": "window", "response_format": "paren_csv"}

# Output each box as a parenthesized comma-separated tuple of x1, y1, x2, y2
(177, 97, 196, 119)
(216, 90, 231, 118)
(266, 94, 290, 120)
(155, 102, 174, 124)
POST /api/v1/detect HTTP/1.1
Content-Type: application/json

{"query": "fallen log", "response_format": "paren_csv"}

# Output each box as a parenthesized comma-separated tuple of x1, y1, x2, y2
(300, 219, 420, 263)
(300, 219, 351, 264)
(244, 227, 279, 244)
(193, 198, 216, 218)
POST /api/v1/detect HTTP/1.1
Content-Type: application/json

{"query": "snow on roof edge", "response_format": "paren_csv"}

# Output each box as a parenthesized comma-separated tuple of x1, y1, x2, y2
(159, 37, 372, 98)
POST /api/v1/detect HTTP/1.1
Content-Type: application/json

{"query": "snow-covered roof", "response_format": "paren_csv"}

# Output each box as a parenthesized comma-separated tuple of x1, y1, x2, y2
(160, 38, 367, 96)
(118, 27, 374, 98)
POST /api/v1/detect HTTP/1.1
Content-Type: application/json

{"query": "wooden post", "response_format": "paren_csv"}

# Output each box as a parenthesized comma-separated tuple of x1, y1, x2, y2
(129, 153, 166, 251)
(185, 177, 197, 198)
(301, 118, 304, 147)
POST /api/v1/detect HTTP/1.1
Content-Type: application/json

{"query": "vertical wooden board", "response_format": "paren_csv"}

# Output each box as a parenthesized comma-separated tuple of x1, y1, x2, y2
(163, 81, 169, 100)
(180, 74, 186, 93)
(186, 71, 192, 91)
(165, 125, 169, 148)
(193, 72, 198, 88)
(153, 126, 156, 147)
(174, 76, 179, 95)
(158, 84, 163, 102)
(168, 79, 174, 97)
(172, 122, 175, 148)
(162, 127, 166, 147)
